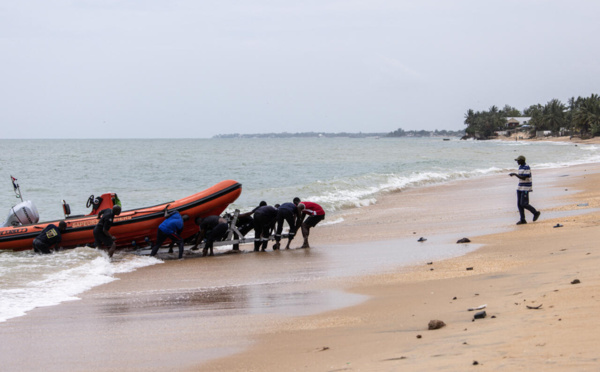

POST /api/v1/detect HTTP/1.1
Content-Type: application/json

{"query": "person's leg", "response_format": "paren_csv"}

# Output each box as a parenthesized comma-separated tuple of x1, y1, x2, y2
(33, 240, 51, 254)
(284, 212, 296, 249)
(301, 223, 310, 248)
(517, 191, 527, 223)
(253, 214, 263, 251)
(273, 213, 284, 249)
(150, 230, 169, 256)
(108, 242, 117, 258)
(205, 223, 228, 256)
(521, 192, 538, 214)
(301, 215, 324, 248)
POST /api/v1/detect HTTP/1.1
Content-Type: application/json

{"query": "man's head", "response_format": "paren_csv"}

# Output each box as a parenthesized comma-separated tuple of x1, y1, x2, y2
(58, 221, 67, 232)
(112, 205, 122, 215)
(195, 216, 203, 225)
(297, 203, 305, 212)
(515, 155, 526, 165)
(293, 197, 301, 205)
(182, 214, 189, 221)
(259, 201, 267, 207)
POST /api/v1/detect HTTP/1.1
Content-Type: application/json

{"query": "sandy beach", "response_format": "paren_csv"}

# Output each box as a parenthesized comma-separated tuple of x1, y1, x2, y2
(1, 154, 600, 371)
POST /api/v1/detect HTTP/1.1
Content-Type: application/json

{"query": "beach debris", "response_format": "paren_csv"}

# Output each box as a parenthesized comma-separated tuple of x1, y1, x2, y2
(466, 267, 474, 271)
(467, 304, 487, 311)
(453, 296, 457, 300)
(416, 334, 422, 339)
(553, 224, 563, 228)
(571, 279, 581, 285)
(428, 320, 446, 330)
(456, 237, 471, 244)
(317, 346, 330, 352)
(491, 315, 496, 318)
(427, 262, 433, 265)
(382, 356, 407, 361)
(473, 311, 486, 320)
(418, 237, 427, 242)
(577, 203, 589, 207)
(473, 360, 479, 365)
(526, 304, 543, 310)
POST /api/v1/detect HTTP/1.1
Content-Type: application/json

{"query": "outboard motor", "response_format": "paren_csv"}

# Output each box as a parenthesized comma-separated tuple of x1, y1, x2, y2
(2, 200, 40, 227)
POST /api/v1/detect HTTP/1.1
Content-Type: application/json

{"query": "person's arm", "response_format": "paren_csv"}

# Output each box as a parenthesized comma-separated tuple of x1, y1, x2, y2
(193, 229, 206, 250)
(238, 211, 253, 218)
(509, 172, 528, 180)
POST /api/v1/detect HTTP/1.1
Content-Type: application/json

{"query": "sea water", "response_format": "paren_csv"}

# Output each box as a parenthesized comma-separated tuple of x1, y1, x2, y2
(0, 137, 598, 322)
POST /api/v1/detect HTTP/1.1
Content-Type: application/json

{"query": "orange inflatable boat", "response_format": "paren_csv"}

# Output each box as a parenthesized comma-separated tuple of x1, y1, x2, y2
(0, 180, 242, 252)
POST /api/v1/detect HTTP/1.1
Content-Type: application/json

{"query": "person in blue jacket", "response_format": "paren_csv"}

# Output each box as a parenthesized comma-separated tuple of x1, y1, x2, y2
(150, 207, 189, 259)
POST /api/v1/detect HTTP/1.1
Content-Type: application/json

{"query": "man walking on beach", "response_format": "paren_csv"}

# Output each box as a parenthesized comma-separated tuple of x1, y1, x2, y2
(509, 155, 541, 225)
(93, 204, 121, 257)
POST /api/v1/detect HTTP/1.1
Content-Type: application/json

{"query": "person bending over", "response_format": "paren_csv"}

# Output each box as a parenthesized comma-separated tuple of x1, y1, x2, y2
(193, 215, 229, 256)
(93, 205, 121, 258)
(297, 201, 325, 248)
(150, 207, 189, 259)
(33, 221, 67, 254)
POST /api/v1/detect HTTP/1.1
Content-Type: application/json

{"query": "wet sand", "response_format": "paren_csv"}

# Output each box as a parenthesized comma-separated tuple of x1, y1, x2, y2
(1, 161, 599, 371)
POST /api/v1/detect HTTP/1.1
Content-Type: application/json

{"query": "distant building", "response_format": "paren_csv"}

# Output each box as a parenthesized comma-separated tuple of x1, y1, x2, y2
(505, 117, 532, 128)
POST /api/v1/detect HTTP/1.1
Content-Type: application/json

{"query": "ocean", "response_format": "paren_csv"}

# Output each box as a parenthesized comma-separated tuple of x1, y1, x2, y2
(1, 137, 599, 322)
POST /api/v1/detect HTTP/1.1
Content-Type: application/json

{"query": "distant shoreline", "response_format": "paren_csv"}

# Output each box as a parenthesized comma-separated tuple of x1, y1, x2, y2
(213, 130, 465, 139)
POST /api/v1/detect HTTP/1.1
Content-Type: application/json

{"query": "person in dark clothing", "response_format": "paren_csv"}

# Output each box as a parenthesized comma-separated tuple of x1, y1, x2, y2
(93, 204, 121, 258)
(272, 202, 302, 250)
(33, 221, 67, 254)
(509, 155, 541, 225)
(193, 215, 229, 256)
(234, 201, 267, 251)
(251, 205, 278, 251)
(150, 207, 189, 259)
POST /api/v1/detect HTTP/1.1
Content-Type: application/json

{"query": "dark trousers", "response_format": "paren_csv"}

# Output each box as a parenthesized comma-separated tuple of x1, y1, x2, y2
(233, 216, 254, 250)
(275, 209, 296, 243)
(253, 212, 274, 251)
(205, 222, 229, 252)
(517, 190, 537, 222)
(33, 239, 52, 254)
(150, 229, 184, 259)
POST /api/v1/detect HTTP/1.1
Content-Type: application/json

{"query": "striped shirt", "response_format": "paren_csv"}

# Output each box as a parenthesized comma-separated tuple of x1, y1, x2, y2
(517, 164, 533, 191)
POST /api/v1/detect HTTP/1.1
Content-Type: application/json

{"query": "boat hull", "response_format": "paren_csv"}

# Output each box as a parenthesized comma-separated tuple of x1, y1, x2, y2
(0, 180, 242, 252)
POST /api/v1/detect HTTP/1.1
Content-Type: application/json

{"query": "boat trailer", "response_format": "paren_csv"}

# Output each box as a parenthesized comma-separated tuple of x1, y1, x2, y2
(135, 209, 289, 255)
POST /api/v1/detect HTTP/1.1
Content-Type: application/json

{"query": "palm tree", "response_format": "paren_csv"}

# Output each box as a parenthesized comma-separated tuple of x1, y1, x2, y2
(541, 99, 566, 134)
(573, 94, 600, 137)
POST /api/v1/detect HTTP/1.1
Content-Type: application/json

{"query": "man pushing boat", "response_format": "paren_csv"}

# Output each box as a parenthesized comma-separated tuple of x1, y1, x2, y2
(93, 204, 121, 258)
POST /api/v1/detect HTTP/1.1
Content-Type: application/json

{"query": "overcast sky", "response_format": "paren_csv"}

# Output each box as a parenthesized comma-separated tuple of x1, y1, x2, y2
(1, 1, 599, 139)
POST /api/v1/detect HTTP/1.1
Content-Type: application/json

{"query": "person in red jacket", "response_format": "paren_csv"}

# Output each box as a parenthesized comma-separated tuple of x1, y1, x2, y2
(295, 198, 325, 249)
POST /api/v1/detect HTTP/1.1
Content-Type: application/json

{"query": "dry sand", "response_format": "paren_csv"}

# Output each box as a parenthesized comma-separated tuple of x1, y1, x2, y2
(199, 163, 600, 371)
(1, 159, 599, 371)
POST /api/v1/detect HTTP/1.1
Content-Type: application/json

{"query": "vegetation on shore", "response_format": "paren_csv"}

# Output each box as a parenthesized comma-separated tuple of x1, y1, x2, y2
(464, 94, 600, 139)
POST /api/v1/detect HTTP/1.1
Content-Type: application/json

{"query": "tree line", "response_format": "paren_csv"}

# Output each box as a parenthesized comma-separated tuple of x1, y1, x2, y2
(464, 94, 600, 139)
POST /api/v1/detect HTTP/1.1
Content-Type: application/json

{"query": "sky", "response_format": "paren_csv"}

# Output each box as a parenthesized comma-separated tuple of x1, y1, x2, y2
(1, 0, 599, 139)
